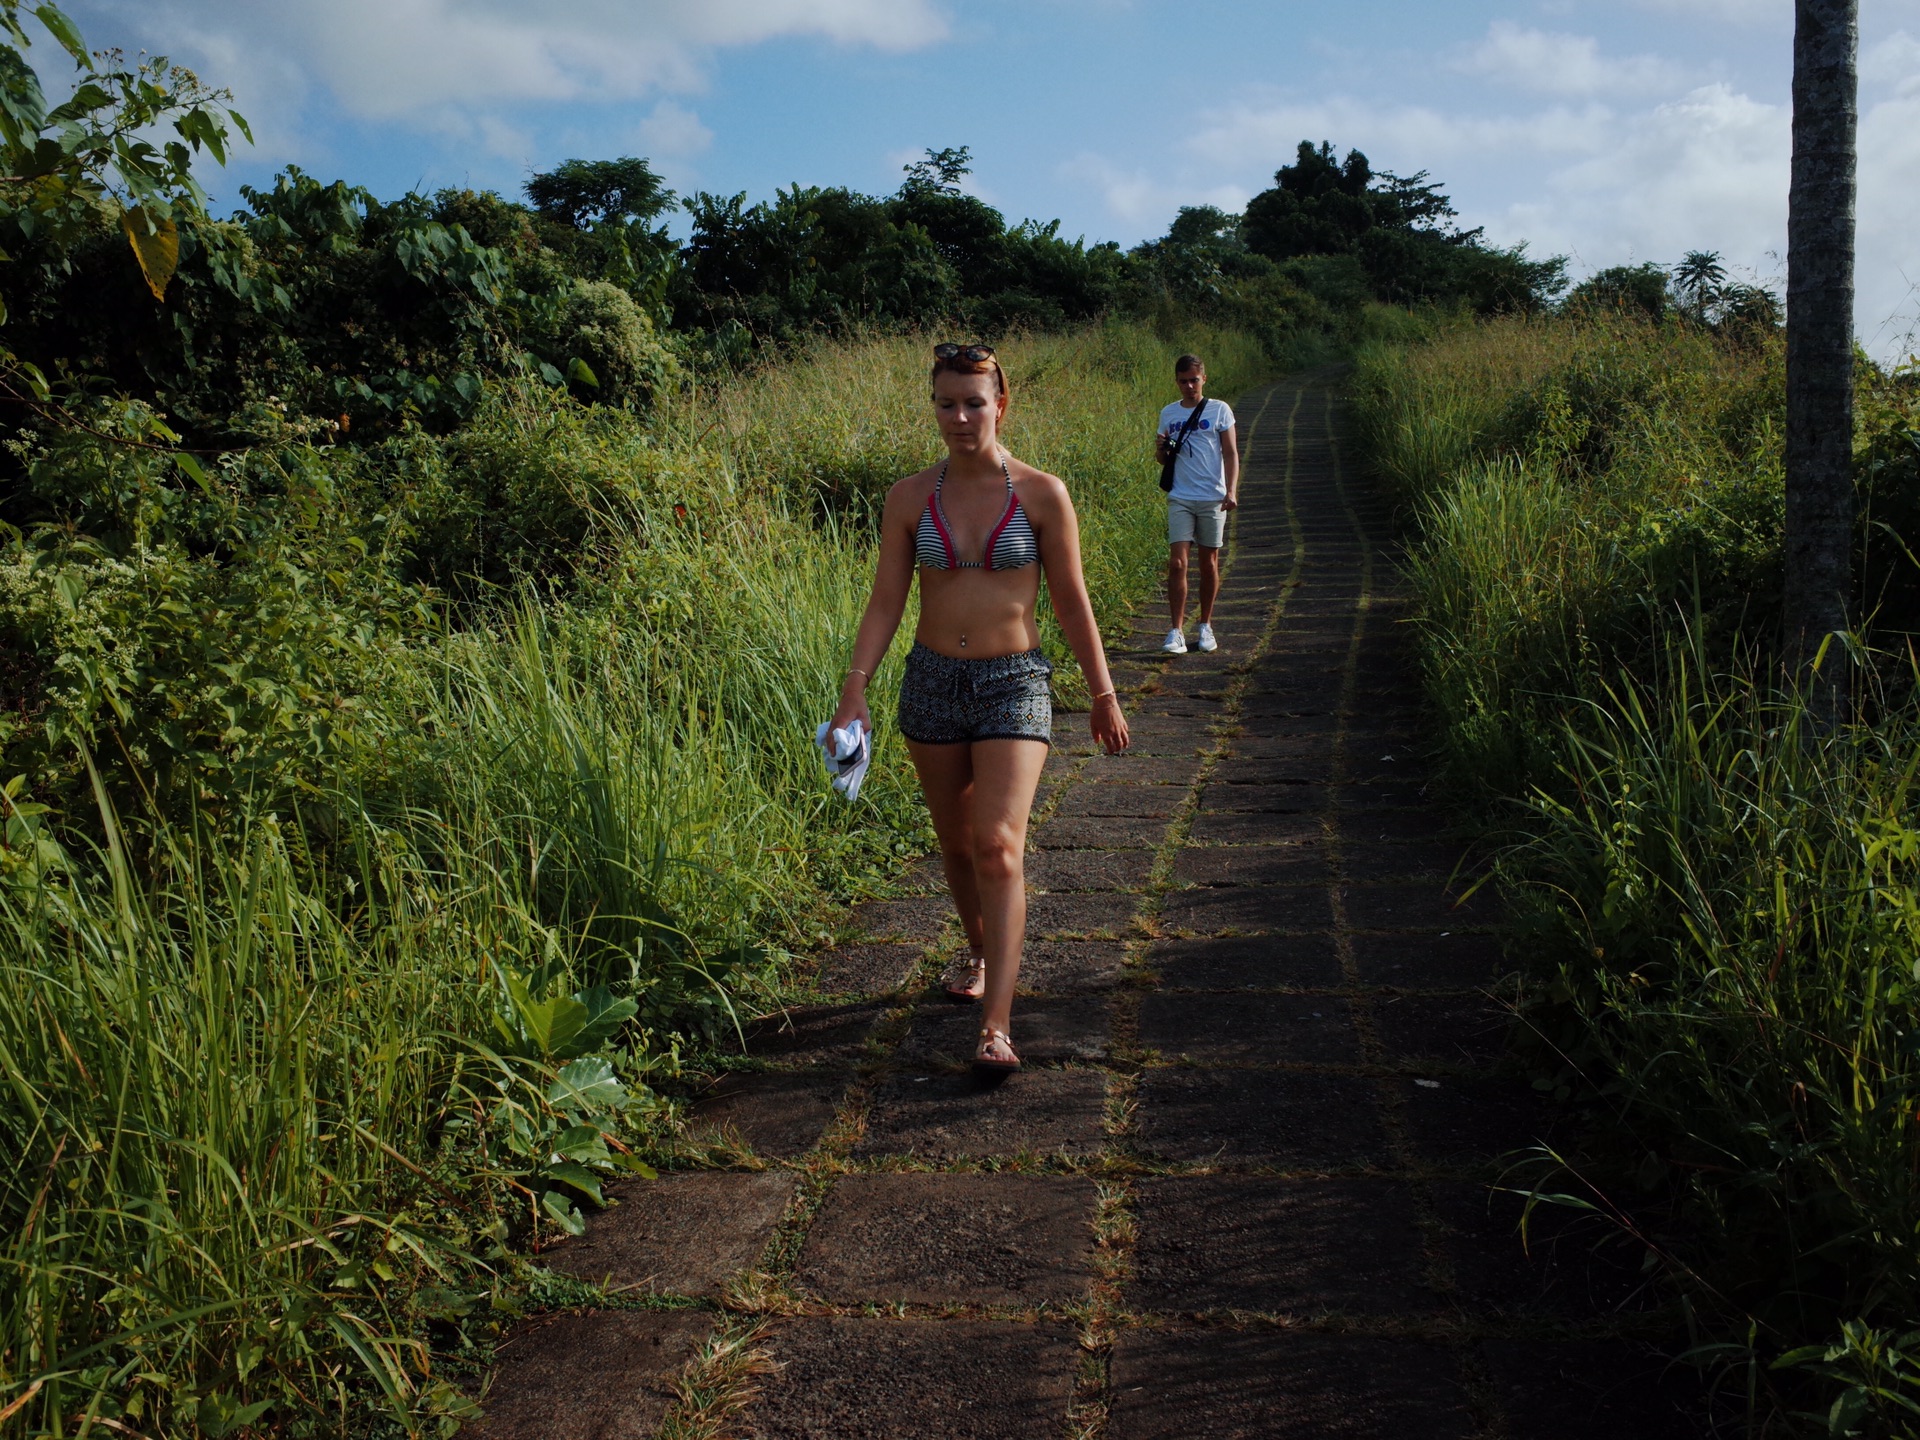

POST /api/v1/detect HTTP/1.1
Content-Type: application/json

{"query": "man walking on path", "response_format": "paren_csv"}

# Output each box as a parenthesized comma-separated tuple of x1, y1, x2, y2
(1157, 353, 1238, 654)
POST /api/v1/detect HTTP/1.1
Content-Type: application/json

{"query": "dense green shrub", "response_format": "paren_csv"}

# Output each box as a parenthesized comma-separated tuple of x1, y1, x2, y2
(382, 378, 691, 595)
(1857, 365, 1920, 634)
(671, 151, 1126, 344)
(541, 279, 679, 406)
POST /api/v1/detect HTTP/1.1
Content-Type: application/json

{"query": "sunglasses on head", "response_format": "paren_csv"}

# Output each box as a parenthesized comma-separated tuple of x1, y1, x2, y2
(933, 342, 996, 362)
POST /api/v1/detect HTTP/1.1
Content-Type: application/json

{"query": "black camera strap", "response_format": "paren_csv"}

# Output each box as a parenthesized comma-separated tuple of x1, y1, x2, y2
(1159, 395, 1209, 492)
(1170, 398, 1209, 458)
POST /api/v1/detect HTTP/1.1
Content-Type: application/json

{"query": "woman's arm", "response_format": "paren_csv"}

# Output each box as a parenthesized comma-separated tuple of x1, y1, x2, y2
(1029, 473, 1130, 755)
(831, 479, 920, 731)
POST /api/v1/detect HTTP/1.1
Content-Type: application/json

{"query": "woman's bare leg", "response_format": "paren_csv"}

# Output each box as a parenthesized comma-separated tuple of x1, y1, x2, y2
(963, 739, 1049, 1043)
(906, 741, 985, 955)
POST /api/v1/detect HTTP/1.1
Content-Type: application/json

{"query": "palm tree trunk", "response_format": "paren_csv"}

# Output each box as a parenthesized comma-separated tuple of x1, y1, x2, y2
(1783, 0, 1858, 701)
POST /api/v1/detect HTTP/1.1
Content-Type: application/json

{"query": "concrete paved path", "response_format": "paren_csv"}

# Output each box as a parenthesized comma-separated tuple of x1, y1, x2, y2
(467, 376, 1707, 1439)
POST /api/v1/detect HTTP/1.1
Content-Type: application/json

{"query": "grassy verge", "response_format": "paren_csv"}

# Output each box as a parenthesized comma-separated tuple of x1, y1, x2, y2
(1355, 312, 1920, 1432)
(0, 317, 1273, 1434)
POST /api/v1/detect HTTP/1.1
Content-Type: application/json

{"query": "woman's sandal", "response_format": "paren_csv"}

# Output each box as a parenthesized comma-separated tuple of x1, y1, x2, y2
(941, 954, 986, 1003)
(973, 1025, 1021, 1078)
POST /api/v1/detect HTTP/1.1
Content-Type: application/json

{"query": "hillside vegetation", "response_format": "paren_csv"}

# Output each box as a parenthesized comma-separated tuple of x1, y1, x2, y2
(1356, 311, 1920, 1434)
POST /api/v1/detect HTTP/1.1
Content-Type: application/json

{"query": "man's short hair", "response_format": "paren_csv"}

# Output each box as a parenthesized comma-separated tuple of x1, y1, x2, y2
(1174, 353, 1205, 375)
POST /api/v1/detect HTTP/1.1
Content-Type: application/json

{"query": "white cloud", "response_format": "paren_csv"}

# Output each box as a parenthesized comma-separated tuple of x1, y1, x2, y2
(1858, 88, 1920, 355)
(636, 100, 714, 162)
(1489, 79, 1917, 359)
(1062, 152, 1247, 230)
(1502, 83, 1787, 266)
(473, 114, 535, 164)
(1187, 92, 1614, 177)
(1454, 22, 1691, 97)
(71, 0, 945, 154)
(1863, 30, 1920, 96)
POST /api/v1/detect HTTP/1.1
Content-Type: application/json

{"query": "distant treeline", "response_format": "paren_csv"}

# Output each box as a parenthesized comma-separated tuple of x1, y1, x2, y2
(1, 132, 1572, 464)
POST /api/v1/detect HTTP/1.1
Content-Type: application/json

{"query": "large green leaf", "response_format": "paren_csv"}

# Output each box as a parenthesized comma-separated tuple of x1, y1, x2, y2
(44, 80, 113, 124)
(31, 4, 89, 65)
(548, 1056, 627, 1111)
(540, 1190, 586, 1236)
(492, 971, 635, 1062)
(549, 1123, 611, 1166)
(491, 969, 590, 1061)
(196, 1393, 273, 1437)
(541, 1161, 605, 1207)
(567, 986, 636, 1058)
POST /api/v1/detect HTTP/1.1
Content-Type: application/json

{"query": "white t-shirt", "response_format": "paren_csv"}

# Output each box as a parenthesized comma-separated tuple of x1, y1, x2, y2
(1159, 398, 1236, 502)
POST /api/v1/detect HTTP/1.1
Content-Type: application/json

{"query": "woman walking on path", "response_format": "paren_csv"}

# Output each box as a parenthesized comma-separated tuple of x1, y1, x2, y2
(831, 343, 1130, 1077)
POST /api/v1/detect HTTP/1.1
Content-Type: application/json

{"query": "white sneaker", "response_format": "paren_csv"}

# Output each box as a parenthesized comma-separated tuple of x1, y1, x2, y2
(1196, 623, 1219, 653)
(1162, 628, 1188, 654)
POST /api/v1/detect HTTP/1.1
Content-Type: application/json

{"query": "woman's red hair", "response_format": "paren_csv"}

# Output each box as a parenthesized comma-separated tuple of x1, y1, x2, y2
(930, 350, 1010, 400)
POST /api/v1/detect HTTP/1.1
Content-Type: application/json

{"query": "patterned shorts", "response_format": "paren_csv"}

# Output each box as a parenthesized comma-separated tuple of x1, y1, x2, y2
(897, 643, 1053, 745)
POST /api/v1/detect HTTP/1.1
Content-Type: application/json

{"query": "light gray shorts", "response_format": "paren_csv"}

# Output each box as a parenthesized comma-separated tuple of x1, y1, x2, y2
(1168, 497, 1226, 549)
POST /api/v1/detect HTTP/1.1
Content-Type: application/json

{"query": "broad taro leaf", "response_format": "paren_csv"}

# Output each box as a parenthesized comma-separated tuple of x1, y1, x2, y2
(495, 970, 591, 1061)
(548, 1055, 628, 1112)
(196, 1394, 273, 1437)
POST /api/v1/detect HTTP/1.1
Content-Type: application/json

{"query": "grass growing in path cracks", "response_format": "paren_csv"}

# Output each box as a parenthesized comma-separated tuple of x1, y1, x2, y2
(656, 1318, 780, 1440)
(1068, 381, 1304, 1438)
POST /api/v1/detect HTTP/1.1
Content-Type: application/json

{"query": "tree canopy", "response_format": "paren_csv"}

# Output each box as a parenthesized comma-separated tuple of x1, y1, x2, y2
(674, 148, 1126, 341)
(524, 156, 674, 230)
(1239, 140, 1567, 312)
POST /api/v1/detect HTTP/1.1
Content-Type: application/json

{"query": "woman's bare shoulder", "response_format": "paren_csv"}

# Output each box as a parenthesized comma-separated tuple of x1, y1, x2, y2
(887, 465, 941, 503)
(1007, 458, 1072, 513)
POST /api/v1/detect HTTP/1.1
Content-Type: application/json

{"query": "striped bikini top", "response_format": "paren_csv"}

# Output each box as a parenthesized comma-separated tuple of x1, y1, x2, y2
(915, 460, 1039, 571)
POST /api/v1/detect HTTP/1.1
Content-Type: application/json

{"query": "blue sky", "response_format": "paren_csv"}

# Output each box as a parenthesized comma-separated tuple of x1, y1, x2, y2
(56, 0, 1920, 354)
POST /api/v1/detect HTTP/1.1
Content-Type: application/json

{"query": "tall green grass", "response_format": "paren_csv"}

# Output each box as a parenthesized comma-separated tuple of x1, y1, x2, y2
(1516, 639, 1920, 1297)
(1355, 312, 1786, 802)
(0, 317, 1276, 1434)
(2, 793, 523, 1434)
(1358, 311, 1920, 1430)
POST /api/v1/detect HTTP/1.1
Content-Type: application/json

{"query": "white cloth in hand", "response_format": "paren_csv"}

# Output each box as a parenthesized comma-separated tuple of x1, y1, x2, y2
(814, 717, 872, 802)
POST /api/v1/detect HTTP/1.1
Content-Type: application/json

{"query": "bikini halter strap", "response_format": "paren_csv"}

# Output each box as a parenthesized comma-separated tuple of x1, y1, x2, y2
(934, 457, 1014, 495)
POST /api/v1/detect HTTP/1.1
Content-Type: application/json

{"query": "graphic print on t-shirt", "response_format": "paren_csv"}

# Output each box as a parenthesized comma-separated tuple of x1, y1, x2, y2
(1159, 398, 1236, 503)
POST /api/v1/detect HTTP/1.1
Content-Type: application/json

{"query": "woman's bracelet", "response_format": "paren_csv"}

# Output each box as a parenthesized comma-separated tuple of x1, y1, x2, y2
(846, 667, 870, 682)
(1092, 688, 1117, 702)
